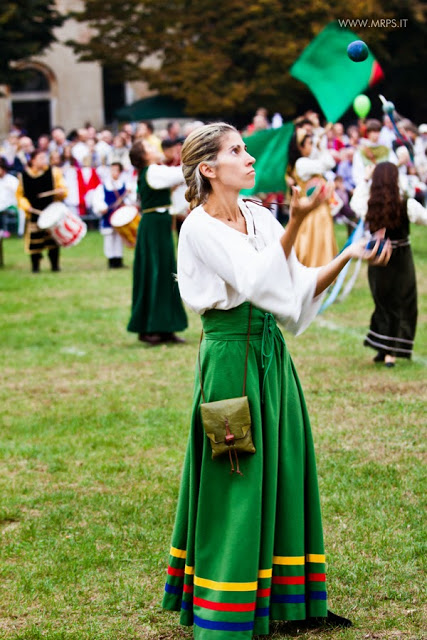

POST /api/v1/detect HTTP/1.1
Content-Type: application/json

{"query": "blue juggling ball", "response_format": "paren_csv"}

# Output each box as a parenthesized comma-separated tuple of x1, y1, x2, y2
(347, 40, 369, 62)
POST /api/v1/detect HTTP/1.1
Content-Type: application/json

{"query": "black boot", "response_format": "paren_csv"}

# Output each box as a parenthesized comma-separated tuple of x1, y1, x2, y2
(311, 610, 352, 629)
(48, 247, 60, 272)
(31, 253, 42, 273)
(108, 258, 115, 269)
(373, 351, 386, 363)
(115, 257, 124, 268)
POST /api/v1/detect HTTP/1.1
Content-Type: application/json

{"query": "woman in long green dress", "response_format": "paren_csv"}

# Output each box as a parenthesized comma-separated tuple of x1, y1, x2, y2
(162, 123, 391, 638)
(127, 140, 188, 345)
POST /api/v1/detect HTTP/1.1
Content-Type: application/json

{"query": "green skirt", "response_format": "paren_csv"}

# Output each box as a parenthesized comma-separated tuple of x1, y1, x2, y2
(127, 212, 188, 334)
(162, 304, 327, 638)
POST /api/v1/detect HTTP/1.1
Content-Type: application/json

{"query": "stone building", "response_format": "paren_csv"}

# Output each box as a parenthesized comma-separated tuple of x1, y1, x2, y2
(0, 0, 151, 140)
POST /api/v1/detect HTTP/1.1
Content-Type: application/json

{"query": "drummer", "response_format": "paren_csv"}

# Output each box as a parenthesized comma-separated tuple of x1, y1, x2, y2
(92, 161, 137, 268)
(16, 149, 68, 273)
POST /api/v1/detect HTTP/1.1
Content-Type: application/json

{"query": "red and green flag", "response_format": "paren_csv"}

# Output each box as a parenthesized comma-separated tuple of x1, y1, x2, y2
(290, 21, 384, 123)
(240, 122, 294, 196)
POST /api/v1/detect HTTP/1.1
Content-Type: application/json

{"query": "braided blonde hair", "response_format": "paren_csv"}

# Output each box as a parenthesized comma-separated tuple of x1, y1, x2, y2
(181, 122, 237, 210)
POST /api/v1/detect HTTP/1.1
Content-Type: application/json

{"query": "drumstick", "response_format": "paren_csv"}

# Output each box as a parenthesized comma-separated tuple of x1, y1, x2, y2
(110, 190, 129, 210)
(37, 188, 65, 198)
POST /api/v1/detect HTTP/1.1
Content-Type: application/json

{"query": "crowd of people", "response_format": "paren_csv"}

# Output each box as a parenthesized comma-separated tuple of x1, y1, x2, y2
(1, 109, 426, 241)
(0, 108, 426, 357)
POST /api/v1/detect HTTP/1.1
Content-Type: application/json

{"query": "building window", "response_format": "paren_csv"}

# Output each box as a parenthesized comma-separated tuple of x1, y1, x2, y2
(10, 67, 52, 140)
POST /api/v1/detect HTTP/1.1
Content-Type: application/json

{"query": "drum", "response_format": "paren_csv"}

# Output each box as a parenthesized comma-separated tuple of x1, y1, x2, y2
(110, 205, 141, 248)
(37, 202, 87, 247)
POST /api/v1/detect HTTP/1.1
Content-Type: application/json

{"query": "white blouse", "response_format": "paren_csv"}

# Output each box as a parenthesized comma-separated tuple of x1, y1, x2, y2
(146, 164, 184, 190)
(294, 151, 336, 182)
(350, 180, 427, 225)
(177, 199, 325, 336)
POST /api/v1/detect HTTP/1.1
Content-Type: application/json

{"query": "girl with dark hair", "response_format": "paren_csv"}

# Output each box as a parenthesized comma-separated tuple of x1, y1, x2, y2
(287, 128, 337, 267)
(127, 140, 188, 344)
(351, 161, 427, 366)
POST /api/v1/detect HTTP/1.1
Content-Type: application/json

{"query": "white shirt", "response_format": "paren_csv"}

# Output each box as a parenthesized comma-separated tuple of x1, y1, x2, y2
(177, 199, 325, 336)
(71, 141, 90, 166)
(378, 126, 396, 149)
(352, 140, 398, 186)
(0, 173, 19, 211)
(92, 177, 136, 215)
(350, 180, 427, 224)
(144, 164, 185, 213)
(294, 151, 336, 182)
(146, 164, 184, 190)
(94, 140, 113, 165)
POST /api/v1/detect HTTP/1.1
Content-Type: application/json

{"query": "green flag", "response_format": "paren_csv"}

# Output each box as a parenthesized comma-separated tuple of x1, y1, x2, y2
(241, 122, 294, 196)
(290, 22, 384, 123)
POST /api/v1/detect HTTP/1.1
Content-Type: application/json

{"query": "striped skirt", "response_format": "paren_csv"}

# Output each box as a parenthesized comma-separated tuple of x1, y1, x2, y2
(162, 303, 328, 638)
(364, 244, 417, 359)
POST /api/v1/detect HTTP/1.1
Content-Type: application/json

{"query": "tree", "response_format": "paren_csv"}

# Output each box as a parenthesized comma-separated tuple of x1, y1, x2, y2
(0, 1, 63, 84)
(68, 0, 427, 121)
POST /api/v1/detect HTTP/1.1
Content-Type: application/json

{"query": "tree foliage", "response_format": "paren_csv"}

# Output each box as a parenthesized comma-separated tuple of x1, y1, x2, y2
(0, 1, 63, 83)
(68, 0, 427, 121)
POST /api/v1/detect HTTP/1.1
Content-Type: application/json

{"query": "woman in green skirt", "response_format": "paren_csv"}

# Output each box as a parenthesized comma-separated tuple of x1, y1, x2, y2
(162, 123, 391, 638)
(127, 140, 188, 345)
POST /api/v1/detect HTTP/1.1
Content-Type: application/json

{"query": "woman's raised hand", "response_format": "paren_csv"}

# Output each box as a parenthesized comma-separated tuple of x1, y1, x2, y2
(289, 182, 333, 223)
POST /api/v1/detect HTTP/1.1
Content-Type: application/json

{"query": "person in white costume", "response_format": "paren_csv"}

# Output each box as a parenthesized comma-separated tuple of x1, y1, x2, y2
(162, 123, 391, 637)
(0, 157, 23, 235)
(352, 119, 397, 187)
(92, 162, 136, 268)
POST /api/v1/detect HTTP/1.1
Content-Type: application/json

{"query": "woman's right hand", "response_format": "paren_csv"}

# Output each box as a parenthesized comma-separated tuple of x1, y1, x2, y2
(289, 182, 333, 223)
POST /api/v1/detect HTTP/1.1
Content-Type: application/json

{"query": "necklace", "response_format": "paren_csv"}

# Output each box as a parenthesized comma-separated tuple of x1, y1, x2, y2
(226, 210, 243, 222)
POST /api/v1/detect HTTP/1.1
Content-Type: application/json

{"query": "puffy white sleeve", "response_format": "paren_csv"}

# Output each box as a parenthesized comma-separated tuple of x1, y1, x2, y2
(351, 150, 367, 186)
(407, 198, 427, 225)
(295, 151, 336, 182)
(91, 184, 106, 215)
(178, 212, 325, 336)
(349, 180, 370, 220)
(256, 209, 326, 334)
(146, 164, 185, 190)
(124, 178, 138, 205)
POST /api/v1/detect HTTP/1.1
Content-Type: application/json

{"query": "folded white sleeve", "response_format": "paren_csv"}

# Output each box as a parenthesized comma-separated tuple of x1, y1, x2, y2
(407, 198, 427, 225)
(146, 164, 185, 190)
(178, 215, 325, 335)
(91, 184, 107, 215)
(349, 181, 370, 220)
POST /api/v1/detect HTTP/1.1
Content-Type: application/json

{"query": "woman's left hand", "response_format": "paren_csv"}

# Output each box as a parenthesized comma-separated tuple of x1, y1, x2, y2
(347, 234, 392, 266)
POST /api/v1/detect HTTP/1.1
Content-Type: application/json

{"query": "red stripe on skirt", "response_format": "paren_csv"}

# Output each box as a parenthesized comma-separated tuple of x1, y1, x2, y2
(257, 588, 271, 598)
(272, 576, 305, 585)
(193, 596, 256, 612)
(309, 573, 326, 582)
(184, 584, 194, 593)
(167, 566, 185, 577)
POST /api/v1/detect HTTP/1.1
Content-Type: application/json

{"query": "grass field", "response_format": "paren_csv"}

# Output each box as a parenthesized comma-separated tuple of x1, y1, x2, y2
(0, 226, 426, 640)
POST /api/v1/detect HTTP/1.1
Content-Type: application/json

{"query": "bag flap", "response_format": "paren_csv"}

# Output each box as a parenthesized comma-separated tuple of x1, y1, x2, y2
(200, 396, 251, 444)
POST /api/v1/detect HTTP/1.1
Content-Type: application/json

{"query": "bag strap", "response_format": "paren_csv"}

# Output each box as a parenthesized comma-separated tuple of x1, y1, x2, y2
(198, 303, 252, 403)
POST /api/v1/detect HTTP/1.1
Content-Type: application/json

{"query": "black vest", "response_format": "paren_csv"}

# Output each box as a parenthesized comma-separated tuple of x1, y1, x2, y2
(22, 168, 54, 211)
(138, 166, 171, 211)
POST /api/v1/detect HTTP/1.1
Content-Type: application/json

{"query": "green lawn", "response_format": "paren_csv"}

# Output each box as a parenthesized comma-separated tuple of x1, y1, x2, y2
(0, 227, 426, 639)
